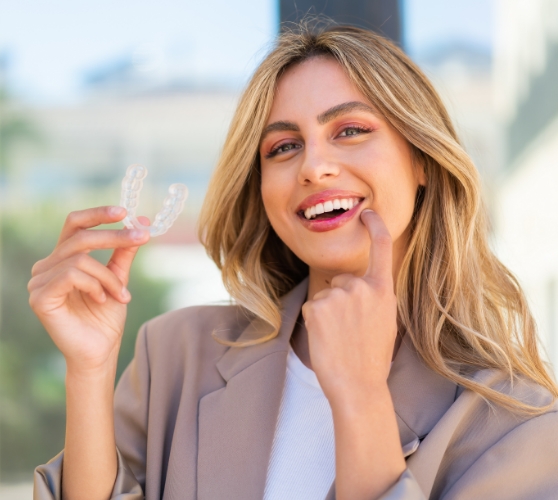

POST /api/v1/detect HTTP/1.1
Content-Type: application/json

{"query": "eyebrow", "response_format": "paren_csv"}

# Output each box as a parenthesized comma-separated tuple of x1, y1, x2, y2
(261, 120, 300, 139)
(260, 101, 376, 142)
(317, 101, 376, 124)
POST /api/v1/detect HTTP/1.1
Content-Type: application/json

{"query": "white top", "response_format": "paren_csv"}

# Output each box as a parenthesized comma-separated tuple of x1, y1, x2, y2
(263, 345, 336, 500)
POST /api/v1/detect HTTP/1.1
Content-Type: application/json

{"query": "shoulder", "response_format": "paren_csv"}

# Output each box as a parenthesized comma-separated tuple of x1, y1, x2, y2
(143, 303, 252, 342)
(455, 367, 558, 444)
(138, 303, 254, 369)
(472, 367, 558, 409)
(433, 368, 558, 497)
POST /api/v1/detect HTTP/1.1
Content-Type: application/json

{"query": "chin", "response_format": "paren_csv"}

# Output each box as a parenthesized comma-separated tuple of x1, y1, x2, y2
(305, 252, 367, 277)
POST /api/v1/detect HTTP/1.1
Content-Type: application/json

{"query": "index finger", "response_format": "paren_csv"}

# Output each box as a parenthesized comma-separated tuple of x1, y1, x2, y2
(58, 206, 127, 244)
(360, 209, 393, 285)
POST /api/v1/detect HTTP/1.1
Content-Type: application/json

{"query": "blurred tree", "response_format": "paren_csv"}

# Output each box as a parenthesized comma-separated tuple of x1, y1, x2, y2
(0, 53, 44, 481)
(0, 59, 41, 318)
(0, 210, 169, 479)
(0, 52, 42, 180)
(0, 100, 40, 177)
(0, 52, 170, 480)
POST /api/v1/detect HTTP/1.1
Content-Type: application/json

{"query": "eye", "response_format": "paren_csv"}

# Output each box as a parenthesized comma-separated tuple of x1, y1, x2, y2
(338, 125, 372, 138)
(265, 142, 301, 159)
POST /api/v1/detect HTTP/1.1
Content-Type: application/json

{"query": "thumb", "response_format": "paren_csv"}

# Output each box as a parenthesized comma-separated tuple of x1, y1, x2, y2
(107, 216, 150, 287)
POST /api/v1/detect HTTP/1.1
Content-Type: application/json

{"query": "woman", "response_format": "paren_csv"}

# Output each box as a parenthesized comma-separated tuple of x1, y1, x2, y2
(31, 23, 558, 500)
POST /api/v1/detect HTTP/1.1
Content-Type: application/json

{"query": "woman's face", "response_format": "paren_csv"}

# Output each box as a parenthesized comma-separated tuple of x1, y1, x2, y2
(259, 57, 425, 280)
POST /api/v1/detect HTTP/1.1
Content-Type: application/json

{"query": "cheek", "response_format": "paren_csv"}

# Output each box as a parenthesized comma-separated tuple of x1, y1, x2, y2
(367, 154, 420, 240)
(260, 168, 276, 218)
(383, 177, 419, 240)
(260, 166, 291, 228)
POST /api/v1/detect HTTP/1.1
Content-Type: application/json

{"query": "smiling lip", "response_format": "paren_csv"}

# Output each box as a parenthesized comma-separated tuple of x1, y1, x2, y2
(296, 190, 365, 233)
(297, 189, 365, 212)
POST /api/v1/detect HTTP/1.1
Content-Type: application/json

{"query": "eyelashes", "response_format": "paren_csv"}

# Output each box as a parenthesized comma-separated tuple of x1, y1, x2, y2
(264, 125, 373, 159)
(265, 142, 301, 159)
(338, 125, 372, 137)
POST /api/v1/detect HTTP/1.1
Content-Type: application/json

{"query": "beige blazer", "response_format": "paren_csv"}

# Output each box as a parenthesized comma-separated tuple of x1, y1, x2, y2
(35, 278, 558, 499)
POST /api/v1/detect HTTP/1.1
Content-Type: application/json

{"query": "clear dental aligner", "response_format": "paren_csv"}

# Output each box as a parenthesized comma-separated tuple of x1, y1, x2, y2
(120, 164, 188, 237)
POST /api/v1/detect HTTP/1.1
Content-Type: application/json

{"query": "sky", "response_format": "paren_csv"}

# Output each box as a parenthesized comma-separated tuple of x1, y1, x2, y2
(0, 0, 493, 104)
(403, 0, 493, 55)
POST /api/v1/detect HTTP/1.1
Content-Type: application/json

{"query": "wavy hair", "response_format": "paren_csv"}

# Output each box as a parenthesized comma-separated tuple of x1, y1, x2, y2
(198, 21, 558, 414)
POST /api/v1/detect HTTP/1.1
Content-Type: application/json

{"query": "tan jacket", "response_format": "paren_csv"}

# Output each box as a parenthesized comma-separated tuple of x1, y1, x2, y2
(35, 279, 558, 499)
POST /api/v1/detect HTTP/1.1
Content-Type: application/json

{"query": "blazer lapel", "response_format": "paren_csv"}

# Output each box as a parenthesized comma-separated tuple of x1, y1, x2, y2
(198, 275, 458, 500)
(325, 335, 458, 500)
(196, 279, 308, 500)
(389, 336, 458, 449)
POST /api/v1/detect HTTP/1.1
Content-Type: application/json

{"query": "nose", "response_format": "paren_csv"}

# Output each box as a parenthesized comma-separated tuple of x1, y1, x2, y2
(297, 142, 340, 185)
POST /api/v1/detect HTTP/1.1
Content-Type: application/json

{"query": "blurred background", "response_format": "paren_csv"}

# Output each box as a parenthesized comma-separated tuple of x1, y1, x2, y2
(1, 0, 557, 496)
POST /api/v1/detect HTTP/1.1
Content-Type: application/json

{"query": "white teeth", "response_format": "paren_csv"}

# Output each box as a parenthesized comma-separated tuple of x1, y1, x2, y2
(302, 197, 361, 220)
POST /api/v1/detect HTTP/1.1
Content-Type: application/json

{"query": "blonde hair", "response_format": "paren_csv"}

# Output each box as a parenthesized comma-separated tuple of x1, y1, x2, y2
(198, 21, 558, 414)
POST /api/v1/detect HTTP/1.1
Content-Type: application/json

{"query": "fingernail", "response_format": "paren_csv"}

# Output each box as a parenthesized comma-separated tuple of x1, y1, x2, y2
(129, 229, 146, 240)
(99, 292, 107, 302)
(121, 287, 131, 300)
(110, 206, 126, 217)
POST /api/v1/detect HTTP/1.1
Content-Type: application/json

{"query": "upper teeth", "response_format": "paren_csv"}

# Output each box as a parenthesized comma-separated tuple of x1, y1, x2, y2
(303, 198, 360, 220)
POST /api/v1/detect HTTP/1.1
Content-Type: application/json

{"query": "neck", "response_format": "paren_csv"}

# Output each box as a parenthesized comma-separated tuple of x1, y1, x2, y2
(292, 241, 408, 371)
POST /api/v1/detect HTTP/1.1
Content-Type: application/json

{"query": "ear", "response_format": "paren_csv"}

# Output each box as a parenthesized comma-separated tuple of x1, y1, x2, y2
(417, 163, 427, 186)
(411, 147, 427, 187)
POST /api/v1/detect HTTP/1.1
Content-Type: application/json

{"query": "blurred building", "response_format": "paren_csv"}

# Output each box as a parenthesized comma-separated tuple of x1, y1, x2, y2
(279, 0, 401, 44)
(2, 54, 237, 312)
(5, 58, 240, 244)
(494, 0, 558, 367)
(413, 41, 501, 201)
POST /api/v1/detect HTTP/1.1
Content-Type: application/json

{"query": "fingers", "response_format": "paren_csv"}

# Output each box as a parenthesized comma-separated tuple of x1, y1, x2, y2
(107, 216, 151, 286)
(33, 227, 149, 276)
(360, 209, 393, 286)
(58, 206, 128, 245)
(29, 254, 131, 304)
(30, 209, 151, 312)
(29, 208, 152, 320)
(30, 267, 110, 311)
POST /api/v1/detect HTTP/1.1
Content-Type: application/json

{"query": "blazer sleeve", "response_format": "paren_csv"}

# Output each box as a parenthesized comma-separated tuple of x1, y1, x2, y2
(33, 449, 143, 500)
(377, 469, 427, 499)
(442, 410, 558, 499)
(33, 324, 151, 499)
(372, 410, 558, 500)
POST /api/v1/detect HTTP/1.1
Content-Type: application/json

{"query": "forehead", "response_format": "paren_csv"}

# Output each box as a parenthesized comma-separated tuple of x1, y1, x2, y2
(267, 57, 369, 122)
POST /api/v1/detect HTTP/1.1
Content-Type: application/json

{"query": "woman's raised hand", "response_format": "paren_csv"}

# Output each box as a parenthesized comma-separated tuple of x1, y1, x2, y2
(302, 208, 398, 409)
(28, 206, 150, 374)
(302, 209, 405, 499)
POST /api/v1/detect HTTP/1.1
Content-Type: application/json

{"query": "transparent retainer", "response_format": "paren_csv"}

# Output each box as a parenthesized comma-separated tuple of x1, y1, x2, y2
(119, 164, 188, 237)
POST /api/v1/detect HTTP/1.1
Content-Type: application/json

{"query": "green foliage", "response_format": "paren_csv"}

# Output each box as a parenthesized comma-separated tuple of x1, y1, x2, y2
(0, 210, 169, 479)
(0, 91, 42, 176)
